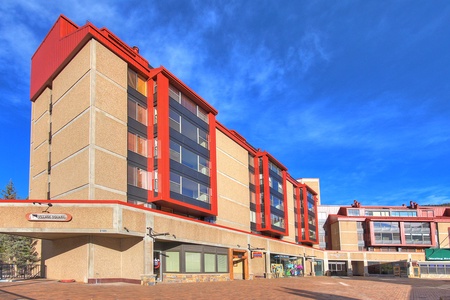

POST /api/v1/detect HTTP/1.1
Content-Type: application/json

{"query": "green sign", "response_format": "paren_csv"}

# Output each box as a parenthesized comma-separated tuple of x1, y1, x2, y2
(425, 248, 450, 261)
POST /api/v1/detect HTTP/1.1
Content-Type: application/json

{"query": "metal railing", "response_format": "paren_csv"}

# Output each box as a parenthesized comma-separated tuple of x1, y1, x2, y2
(0, 264, 41, 280)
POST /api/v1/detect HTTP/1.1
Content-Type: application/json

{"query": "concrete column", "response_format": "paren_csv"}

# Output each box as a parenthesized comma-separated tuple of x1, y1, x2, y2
(363, 252, 369, 276)
(265, 250, 272, 278)
(347, 252, 353, 276)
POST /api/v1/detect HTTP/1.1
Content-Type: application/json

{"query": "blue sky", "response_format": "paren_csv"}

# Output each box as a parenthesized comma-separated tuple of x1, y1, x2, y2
(1, 1, 449, 206)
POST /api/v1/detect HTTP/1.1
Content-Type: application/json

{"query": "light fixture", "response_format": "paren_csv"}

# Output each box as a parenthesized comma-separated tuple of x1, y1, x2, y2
(147, 227, 176, 240)
(248, 244, 265, 251)
(42, 203, 53, 213)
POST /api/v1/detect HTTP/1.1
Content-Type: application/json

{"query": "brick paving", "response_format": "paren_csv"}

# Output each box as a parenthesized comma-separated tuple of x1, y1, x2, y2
(1, 276, 449, 300)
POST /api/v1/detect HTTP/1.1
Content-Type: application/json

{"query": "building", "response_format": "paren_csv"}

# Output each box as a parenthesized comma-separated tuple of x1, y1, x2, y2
(318, 201, 450, 277)
(0, 15, 449, 283)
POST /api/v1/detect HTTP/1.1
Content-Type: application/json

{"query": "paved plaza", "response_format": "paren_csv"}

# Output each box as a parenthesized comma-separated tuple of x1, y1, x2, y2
(1, 276, 449, 300)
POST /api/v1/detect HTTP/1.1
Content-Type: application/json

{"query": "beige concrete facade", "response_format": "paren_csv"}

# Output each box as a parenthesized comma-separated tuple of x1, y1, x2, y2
(29, 40, 128, 201)
(0, 201, 323, 282)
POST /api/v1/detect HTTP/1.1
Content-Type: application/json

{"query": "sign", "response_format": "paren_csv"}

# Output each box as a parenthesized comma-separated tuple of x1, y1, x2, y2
(425, 248, 450, 261)
(252, 251, 263, 258)
(26, 213, 72, 222)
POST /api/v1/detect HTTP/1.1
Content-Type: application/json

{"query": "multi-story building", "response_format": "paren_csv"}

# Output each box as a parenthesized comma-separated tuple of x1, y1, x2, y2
(318, 201, 450, 277)
(0, 15, 448, 283)
(10, 14, 320, 283)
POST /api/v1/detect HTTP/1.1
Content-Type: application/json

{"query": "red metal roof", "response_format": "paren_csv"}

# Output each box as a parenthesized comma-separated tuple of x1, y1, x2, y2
(30, 15, 150, 101)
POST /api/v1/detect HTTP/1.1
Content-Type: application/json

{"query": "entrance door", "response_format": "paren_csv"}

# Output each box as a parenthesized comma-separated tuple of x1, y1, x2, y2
(229, 249, 249, 280)
(314, 260, 324, 276)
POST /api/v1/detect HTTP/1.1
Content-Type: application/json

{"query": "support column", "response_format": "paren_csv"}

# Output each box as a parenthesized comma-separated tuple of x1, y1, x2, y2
(347, 252, 353, 276)
(363, 252, 369, 276)
(265, 251, 272, 278)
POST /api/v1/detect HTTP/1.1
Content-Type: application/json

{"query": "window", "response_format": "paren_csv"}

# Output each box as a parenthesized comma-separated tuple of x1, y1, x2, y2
(185, 252, 201, 272)
(170, 140, 210, 175)
(404, 222, 431, 244)
(170, 172, 210, 203)
(128, 69, 147, 96)
(127, 165, 148, 189)
(269, 162, 281, 176)
(165, 251, 180, 272)
(204, 253, 216, 272)
(348, 209, 360, 216)
(270, 194, 284, 211)
(217, 254, 228, 272)
(128, 99, 147, 125)
(271, 214, 285, 229)
(169, 109, 209, 148)
(391, 211, 417, 217)
(169, 85, 209, 124)
(366, 210, 390, 216)
(373, 222, 400, 244)
(128, 132, 147, 156)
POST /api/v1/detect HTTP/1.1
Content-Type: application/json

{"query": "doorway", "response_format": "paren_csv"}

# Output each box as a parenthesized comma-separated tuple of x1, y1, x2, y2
(230, 249, 249, 280)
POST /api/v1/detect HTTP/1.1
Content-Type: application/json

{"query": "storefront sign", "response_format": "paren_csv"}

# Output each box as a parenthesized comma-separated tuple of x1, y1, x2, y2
(252, 251, 263, 258)
(426, 248, 450, 261)
(26, 213, 72, 222)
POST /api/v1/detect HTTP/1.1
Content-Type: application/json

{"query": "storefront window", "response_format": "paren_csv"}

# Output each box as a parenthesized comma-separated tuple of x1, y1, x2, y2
(165, 251, 180, 272)
(185, 252, 201, 272)
(204, 253, 216, 272)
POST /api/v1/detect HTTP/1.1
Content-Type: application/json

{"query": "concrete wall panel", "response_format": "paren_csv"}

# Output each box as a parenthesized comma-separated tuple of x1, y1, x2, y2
(53, 42, 91, 101)
(51, 149, 89, 198)
(52, 74, 91, 133)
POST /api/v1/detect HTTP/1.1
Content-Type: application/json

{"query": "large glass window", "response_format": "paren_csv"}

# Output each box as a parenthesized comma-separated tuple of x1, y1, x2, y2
(373, 222, 400, 244)
(128, 99, 147, 125)
(169, 109, 209, 149)
(270, 194, 284, 211)
(170, 172, 210, 203)
(128, 132, 147, 156)
(169, 85, 209, 124)
(271, 214, 285, 229)
(391, 211, 417, 217)
(170, 141, 210, 175)
(128, 69, 147, 96)
(404, 222, 431, 244)
(269, 162, 281, 176)
(366, 210, 390, 216)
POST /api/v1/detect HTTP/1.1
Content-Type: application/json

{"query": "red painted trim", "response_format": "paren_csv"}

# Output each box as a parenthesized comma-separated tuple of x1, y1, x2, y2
(156, 73, 170, 201)
(313, 195, 319, 244)
(262, 155, 271, 231)
(147, 79, 155, 201)
(282, 170, 289, 236)
(255, 156, 263, 230)
(295, 186, 302, 241)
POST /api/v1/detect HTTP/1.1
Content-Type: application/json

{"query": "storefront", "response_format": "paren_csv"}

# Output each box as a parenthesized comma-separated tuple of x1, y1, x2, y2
(270, 254, 304, 277)
(154, 242, 230, 283)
